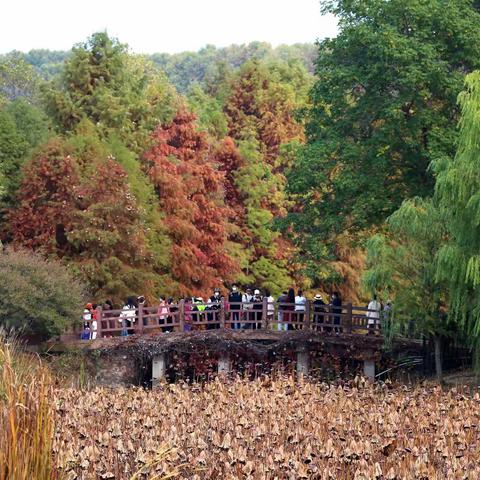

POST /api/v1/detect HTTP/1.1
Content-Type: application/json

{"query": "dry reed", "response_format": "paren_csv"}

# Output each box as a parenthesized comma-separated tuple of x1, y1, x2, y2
(0, 334, 54, 480)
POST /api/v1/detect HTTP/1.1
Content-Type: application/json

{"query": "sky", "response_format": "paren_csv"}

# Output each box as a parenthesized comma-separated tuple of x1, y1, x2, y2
(1, 0, 338, 54)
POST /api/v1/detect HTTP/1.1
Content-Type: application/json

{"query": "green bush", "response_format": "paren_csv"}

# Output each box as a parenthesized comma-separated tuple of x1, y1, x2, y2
(0, 248, 85, 339)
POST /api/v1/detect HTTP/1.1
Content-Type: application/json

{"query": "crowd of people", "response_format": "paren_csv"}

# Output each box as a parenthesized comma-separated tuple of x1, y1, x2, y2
(81, 286, 390, 339)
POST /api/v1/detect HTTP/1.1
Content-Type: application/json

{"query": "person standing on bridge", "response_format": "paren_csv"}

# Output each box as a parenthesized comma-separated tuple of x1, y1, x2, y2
(207, 288, 222, 330)
(184, 297, 193, 332)
(277, 291, 288, 331)
(331, 292, 342, 334)
(285, 288, 296, 330)
(367, 294, 382, 334)
(252, 289, 263, 329)
(242, 288, 253, 328)
(229, 285, 242, 329)
(157, 297, 169, 332)
(265, 290, 275, 326)
(295, 289, 307, 329)
(119, 296, 137, 336)
(313, 294, 326, 330)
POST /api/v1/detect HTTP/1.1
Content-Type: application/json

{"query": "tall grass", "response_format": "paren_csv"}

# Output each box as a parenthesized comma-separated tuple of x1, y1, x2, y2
(0, 333, 54, 480)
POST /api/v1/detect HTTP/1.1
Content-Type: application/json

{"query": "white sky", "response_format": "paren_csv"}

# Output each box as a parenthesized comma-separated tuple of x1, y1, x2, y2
(1, 0, 338, 54)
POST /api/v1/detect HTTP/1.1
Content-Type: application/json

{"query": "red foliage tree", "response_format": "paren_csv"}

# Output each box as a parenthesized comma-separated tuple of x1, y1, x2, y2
(11, 138, 154, 301)
(211, 137, 245, 220)
(143, 109, 238, 295)
(10, 139, 78, 253)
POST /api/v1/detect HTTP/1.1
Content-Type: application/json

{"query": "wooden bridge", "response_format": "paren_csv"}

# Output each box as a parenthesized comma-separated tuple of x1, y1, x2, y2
(80, 299, 382, 338)
(56, 301, 421, 386)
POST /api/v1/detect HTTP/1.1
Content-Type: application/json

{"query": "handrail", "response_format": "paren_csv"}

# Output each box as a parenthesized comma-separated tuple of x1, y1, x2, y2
(77, 300, 386, 339)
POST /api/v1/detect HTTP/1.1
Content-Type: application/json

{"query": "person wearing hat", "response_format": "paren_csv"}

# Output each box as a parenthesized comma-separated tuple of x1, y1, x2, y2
(228, 285, 242, 329)
(207, 288, 222, 330)
(313, 294, 326, 331)
(252, 289, 263, 329)
(192, 297, 206, 329)
(82, 303, 93, 337)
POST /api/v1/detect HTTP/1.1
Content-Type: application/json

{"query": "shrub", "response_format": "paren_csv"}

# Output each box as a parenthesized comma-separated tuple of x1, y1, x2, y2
(0, 248, 85, 339)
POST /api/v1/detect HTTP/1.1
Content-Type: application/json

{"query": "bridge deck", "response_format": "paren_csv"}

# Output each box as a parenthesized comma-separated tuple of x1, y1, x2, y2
(56, 329, 422, 362)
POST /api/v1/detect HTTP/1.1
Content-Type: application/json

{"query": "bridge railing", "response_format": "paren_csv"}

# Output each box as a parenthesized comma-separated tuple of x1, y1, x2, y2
(77, 300, 383, 339)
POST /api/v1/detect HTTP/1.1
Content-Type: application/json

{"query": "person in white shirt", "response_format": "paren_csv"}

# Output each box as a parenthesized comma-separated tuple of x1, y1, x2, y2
(242, 288, 253, 328)
(295, 289, 307, 329)
(265, 290, 275, 325)
(367, 294, 382, 334)
(91, 317, 98, 339)
(119, 296, 137, 336)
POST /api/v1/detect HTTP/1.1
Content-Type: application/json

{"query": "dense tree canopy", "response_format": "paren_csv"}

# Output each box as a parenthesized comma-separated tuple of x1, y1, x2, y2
(43, 32, 178, 151)
(1, 32, 315, 302)
(2, 2, 480, 366)
(287, 0, 480, 291)
(434, 71, 480, 359)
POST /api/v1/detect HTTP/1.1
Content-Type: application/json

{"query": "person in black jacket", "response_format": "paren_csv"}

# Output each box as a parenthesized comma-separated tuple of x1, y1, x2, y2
(252, 289, 263, 329)
(331, 292, 342, 334)
(207, 288, 222, 330)
(313, 293, 326, 330)
(228, 285, 242, 329)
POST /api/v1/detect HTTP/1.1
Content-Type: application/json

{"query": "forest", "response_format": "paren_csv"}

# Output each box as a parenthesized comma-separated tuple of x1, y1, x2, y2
(2, 0, 480, 366)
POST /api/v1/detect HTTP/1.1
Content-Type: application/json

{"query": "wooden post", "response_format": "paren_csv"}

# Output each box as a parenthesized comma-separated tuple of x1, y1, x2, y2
(96, 306, 103, 338)
(178, 299, 185, 332)
(345, 303, 353, 334)
(304, 300, 311, 331)
(262, 296, 268, 329)
(220, 297, 226, 329)
(136, 303, 144, 334)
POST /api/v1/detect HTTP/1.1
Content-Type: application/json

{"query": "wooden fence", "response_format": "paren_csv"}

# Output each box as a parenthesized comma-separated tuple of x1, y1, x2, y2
(78, 300, 384, 339)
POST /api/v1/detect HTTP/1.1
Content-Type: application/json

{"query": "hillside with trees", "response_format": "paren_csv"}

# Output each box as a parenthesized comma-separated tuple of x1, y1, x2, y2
(3, 0, 480, 372)
(0, 32, 312, 303)
(0, 42, 316, 92)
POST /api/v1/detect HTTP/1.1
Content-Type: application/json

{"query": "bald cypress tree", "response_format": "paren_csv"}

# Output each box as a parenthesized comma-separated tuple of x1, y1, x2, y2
(143, 109, 238, 295)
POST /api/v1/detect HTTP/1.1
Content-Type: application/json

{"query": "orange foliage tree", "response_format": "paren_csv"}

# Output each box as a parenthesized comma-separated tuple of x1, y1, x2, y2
(224, 60, 304, 165)
(143, 109, 238, 295)
(11, 138, 155, 302)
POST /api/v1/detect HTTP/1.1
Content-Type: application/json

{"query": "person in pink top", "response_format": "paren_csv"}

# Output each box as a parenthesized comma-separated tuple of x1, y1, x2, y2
(184, 297, 193, 331)
(157, 296, 169, 331)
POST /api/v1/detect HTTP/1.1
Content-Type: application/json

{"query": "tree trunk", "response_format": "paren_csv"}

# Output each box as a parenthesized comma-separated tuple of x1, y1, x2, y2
(433, 335, 443, 384)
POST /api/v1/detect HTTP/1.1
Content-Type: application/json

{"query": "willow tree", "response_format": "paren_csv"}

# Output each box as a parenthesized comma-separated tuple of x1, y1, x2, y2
(363, 197, 450, 381)
(434, 71, 480, 362)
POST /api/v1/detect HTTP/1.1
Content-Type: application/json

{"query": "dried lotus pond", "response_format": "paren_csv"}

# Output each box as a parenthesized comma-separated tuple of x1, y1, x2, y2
(53, 377, 480, 479)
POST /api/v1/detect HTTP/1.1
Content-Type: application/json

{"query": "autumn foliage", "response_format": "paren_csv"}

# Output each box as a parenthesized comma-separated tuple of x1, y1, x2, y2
(143, 110, 237, 295)
(10, 139, 78, 252)
(3, 33, 312, 303)
(11, 137, 153, 301)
